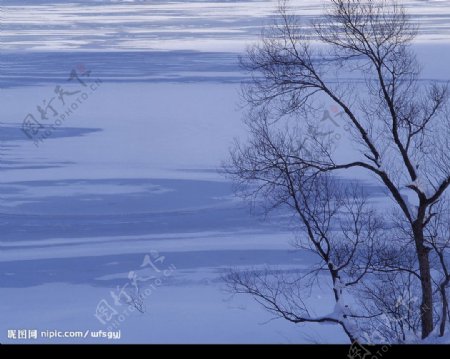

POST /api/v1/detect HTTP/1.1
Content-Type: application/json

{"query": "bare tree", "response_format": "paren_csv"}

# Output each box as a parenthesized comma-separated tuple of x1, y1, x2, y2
(225, 114, 385, 342)
(424, 199, 450, 337)
(225, 0, 450, 340)
(358, 263, 422, 342)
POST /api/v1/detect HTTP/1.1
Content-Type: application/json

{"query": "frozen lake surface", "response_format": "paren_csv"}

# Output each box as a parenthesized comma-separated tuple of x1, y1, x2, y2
(1, 0, 450, 343)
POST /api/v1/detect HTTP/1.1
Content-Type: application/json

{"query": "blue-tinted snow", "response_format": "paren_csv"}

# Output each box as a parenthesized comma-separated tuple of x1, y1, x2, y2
(1, 0, 450, 344)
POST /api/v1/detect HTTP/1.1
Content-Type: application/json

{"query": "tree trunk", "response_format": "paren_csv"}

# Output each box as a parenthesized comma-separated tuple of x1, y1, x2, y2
(439, 282, 448, 337)
(413, 223, 434, 339)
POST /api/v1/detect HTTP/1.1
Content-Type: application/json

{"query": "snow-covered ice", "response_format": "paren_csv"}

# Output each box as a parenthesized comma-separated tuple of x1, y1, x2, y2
(1, 0, 450, 344)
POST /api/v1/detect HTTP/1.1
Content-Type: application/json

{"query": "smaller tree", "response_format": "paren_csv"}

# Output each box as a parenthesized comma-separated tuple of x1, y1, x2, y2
(225, 116, 384, 342)
(424, 199, 450, 337)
